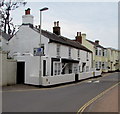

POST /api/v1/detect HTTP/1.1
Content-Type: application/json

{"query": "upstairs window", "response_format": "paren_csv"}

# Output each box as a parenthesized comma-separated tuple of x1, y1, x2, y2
(56, 44, 60, 57)
(95, 48, 98, 55)
(41, 44, 44, 55)
(78, 50, 80, 58)
(103, 50, 105, 56)
(99, 50, 101, 56)
(68, 47, 71, 58)
(86, 52, 89, 61)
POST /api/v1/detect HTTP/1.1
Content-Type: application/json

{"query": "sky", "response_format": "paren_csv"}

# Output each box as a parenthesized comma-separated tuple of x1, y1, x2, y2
(11, 1, 118, 49)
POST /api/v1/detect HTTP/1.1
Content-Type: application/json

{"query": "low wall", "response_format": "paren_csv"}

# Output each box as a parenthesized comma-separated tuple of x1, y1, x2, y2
(0, 52, 17, 86)
(42, 73, 75, 86)
(78, 71, 93, 80)
(94, 70, 101, 76)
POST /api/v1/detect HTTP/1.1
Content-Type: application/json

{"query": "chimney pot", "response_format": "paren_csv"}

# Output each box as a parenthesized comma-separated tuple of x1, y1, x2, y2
(95, 40, 99, 45)
(25, 8, 31, 15)
(53, 21, 61, 35)
(76, 32, 82, 44)
(57, 21, 59, 27)
(54, 22, 56, 27)
(77, 32, 81, 36)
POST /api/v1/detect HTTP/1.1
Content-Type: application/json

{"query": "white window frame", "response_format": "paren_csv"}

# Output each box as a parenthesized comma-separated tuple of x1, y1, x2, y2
(102, 62, 105, 69)
(99, 49, 102, 56)
(73, 63, 78, 74)
(86, 66, 89, 72)
(86, 52, 89, 60)
(68, 47, 71, 58)
(78, 50, 80, 58)
(95, 48, 98, 56)
(96, 61, 98, 69)
(99, 61, 101, 69)
(53, 62, 61, 76)
(56, 44, 60, 57)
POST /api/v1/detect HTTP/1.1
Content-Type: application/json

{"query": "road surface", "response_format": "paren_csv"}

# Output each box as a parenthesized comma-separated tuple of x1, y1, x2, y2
(2, 72, 119, 112)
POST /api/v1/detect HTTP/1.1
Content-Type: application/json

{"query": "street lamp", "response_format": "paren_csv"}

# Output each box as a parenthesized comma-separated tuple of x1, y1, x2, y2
(39, 7, 48, 85)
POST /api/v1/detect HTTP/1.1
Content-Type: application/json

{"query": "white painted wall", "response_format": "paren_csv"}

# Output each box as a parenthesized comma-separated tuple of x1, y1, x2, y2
(42, 73, 75, 86)
(0, 52, 17, 86)
(9, 25, 49, 57)
(22, 15, 34, 25)
(79, 71, 93, 80)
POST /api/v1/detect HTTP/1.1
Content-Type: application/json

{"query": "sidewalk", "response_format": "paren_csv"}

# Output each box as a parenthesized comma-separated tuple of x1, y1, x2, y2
(85, 84, 119, 112)
(2, 84, 39, 91)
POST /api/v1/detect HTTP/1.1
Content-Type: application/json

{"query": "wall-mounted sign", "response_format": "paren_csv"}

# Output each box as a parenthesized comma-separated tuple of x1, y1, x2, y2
(33, 48, 43, 56)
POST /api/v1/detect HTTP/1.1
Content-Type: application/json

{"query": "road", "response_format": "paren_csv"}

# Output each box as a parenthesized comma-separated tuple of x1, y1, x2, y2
(2, 72, 119, 112)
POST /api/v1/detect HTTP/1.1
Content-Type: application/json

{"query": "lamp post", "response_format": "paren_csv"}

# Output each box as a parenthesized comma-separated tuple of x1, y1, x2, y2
(39, 7, 48, 85)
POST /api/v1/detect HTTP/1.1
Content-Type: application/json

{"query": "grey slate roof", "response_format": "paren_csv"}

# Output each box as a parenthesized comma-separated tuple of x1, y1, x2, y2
(87, 39, 106, 49)
(29, 25, 92, 53)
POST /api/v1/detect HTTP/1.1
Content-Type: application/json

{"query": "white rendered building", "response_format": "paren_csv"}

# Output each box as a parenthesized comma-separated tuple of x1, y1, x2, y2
(8, 8, 100, 86)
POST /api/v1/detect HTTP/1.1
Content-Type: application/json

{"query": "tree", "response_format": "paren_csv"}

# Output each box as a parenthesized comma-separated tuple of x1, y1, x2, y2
(0, 0, 27, 35)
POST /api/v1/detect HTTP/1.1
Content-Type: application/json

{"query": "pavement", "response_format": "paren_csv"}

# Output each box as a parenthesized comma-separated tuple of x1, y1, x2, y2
(85, 84, 119, 112)
(2, 72, 119, 112)
(2, 84, 39, 91)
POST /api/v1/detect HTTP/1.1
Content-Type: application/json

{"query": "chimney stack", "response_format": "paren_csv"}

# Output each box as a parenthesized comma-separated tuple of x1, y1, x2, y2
(53, 21, 61, 35)
(95, 40, 99, 45)
(75, 32, 82, 44)
(25, 8, 31, 15)
(22, 8, 34, 25)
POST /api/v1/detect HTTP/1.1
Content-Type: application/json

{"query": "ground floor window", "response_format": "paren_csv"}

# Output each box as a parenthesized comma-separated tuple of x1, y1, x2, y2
(102, 62, 105, 69)
(54, 62, 61, 75)
(79, 66, 81, 73)
(73, 63, 78, 74)
(86, 66, 89, 72)
(99, 62, 101, 69)
(96, 62, 98, 69)
(82, 63, 86, 72)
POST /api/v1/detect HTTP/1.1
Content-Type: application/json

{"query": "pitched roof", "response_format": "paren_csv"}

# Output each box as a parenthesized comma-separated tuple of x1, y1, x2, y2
(30, 25, 92, 52)
(87, 39, 106, 49)
(0, 30, 11, 41)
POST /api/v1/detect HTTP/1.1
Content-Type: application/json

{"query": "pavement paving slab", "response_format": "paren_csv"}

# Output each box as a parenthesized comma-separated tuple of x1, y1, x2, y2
(85, 84, 119, 112)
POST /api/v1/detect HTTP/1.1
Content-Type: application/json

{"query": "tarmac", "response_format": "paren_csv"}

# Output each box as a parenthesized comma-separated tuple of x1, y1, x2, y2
(2, 72, 120, 112)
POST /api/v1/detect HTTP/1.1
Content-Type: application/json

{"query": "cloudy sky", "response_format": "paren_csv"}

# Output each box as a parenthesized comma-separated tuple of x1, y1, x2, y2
(11, 1, 118, 49)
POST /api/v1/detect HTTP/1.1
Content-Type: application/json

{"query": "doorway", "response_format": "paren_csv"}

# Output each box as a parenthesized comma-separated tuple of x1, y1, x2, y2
(17, 62, 25, 84)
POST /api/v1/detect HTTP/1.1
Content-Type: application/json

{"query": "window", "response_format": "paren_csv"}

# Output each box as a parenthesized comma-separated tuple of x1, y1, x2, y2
(57, 44, 60, 57)
(96, 62, 98, 69)
(41, 44, 44, 55)
(86, 52, 89, 61)
(105, 50, 107, 56)
(78, 50, 80, 58)
(99, 62, 101, 69)
(54, 62, 61, 75)
(95, 48, 98, 55)
(103, 50, 105, 56)
(79, 66, 81, 73)
(73, 64, 78, 74)
(102, 62, 105, 69)
(99, 50, 101, 56)
(86, 66, 89, 72)
(68, 47, 71, 58)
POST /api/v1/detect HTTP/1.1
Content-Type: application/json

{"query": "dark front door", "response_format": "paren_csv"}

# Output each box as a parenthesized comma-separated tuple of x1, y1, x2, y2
(43, 60, 46, 76)
(17, 62, 25, 84)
